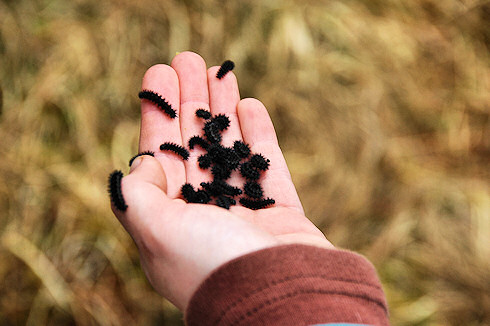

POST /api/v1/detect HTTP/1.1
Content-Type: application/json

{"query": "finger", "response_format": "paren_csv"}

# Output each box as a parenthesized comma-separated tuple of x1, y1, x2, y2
(237, 98, 304, 213)
(171, 52, 212, 186)
(129, 155, 167, 192)
(139, 64, 185, 198)
(207, 66, 242, 147)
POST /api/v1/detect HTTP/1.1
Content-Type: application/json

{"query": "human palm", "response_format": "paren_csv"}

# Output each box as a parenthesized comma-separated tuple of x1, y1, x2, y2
(111, 52, 333, 312)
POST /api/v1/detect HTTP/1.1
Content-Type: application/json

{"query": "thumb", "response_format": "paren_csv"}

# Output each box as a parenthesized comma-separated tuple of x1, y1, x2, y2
(128, 154, 167, 193)
(110, 155, 170, 236)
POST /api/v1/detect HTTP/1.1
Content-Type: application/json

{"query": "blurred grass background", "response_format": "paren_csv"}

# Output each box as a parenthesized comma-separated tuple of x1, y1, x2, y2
(0, 0, 489, 325)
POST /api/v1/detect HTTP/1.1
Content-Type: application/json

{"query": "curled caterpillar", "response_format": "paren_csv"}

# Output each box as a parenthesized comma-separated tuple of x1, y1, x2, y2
(198, 154, 212, 169)
(216, 60, 235, 79)
(181, 183, 195, 202)
(159, 142, 189, 160)
(138, 90, 177, 119)
(129, 151, 155, 167)
(240, 162, 261, 180)
(204, 121, 222, 144)
(211, 163, 232, 180)
(223, 148, 241, 170)
(207, 144, 240, 169)
(239, 197, 275, 210)
(250, 154, 270, 171)
(243, 181, 263, 199)
(207, 143, 226, 161)
(233, 141, 251, 159)
(188, 135, 209, 150)
(181, 183, 211, 204)
(211, 114, 230, 131)
(108, 170, 127, 211)
(193, 189, 212, 204)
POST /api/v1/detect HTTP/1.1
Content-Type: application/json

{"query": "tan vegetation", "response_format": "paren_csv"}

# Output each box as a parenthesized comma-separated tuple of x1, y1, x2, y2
(0, 0, 489, 324)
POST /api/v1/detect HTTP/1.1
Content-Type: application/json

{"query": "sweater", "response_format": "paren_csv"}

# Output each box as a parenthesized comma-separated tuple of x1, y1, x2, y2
(185, 244, 389, 325)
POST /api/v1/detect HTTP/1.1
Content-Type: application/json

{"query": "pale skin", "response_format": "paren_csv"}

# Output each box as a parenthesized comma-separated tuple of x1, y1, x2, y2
(110, 51, 334, 312)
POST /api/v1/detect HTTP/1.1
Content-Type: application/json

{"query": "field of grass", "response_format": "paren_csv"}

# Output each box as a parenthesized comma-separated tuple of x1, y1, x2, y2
(0, 0, 489, 325)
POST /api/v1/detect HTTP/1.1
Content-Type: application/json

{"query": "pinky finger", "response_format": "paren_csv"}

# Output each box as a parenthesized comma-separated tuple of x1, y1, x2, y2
(237, 98, 304, 213)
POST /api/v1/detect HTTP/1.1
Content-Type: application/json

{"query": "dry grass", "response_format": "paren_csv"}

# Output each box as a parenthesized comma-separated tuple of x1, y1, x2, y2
(0, 0, 489, 325)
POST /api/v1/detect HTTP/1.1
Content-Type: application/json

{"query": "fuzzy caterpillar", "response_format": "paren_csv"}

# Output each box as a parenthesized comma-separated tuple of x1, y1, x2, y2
(138, 90, 177, 119)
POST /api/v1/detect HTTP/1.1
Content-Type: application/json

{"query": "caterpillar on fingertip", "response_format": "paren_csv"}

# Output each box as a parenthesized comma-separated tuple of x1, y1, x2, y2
(216, 60, 235, 79)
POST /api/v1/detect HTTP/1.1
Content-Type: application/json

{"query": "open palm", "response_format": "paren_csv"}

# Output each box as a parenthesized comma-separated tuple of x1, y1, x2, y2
(110, 52, 333, 311)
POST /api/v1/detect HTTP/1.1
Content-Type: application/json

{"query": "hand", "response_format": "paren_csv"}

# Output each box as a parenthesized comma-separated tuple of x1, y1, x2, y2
(110, 52, 334, 311)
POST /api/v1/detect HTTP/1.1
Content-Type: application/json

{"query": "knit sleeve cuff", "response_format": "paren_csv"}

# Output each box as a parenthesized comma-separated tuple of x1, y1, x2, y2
(185, 244, 389, 326)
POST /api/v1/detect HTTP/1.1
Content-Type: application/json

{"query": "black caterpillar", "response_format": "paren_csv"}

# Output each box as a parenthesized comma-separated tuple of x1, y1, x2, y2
(129, 151, 155, 166)
(138, 90, 177, 119)
(201, 180, 242, 197)
(250, 154, 270, 171)
(108, 170, 127, 212)
(233, 141, 251, 159)
(243, 181, 263, 199)
(212, 114, 231, 131)
(216, 195, 236, 209)
(181, 183, 211, 204)
(239, 197, 275, 210)
(240, 162, 261, 180)
(195, 108, 212, 120)
(188, 136, 210, 150)
(216, 60, 235, 79)
(159, 142, 190, 160)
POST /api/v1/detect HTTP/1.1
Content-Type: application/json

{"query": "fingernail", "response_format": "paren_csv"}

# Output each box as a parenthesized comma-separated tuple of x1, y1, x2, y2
(129, 156, 143, 173)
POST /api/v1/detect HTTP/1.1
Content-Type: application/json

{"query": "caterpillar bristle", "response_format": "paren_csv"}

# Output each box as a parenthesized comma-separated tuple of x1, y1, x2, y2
(108, 170, 127, 211)
(159, 142, 189, 160)
(216, 60, 235, 79)
(129, 151, 155, 167)
(239, 197, 275, 210)
(138, 90, 177, 119)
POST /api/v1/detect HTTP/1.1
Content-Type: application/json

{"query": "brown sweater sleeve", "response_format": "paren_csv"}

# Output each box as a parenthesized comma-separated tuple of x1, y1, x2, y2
(185, 244, 389, 326)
